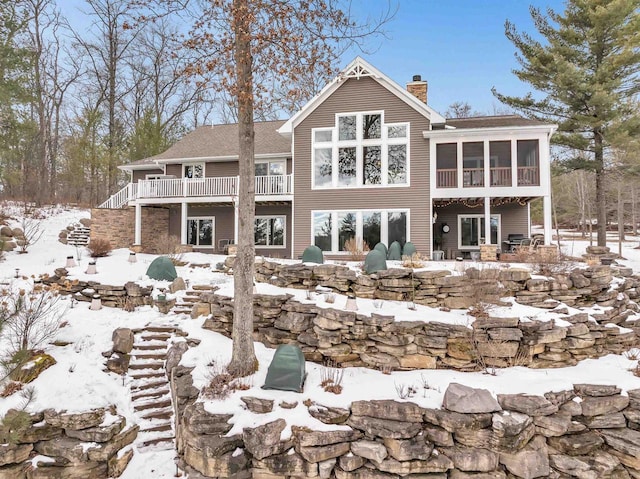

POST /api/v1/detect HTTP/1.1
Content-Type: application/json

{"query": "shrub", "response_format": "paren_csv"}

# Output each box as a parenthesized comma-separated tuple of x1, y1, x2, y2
(320, 359, 344, 394)
(87, 238, 112, 257)
(344, 238, 369, 261)
(201, 360, 252, 399)
(0, 382, 22, 397)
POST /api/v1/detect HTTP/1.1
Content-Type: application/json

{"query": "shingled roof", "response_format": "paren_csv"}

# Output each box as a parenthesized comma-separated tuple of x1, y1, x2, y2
(446, 115, 547, 129)
(122, 119, 290, 169)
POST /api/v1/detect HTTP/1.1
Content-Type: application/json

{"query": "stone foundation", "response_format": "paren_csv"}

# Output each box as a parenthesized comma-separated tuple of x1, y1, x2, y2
(0, 407, 137, 478)
(90, 207, 169, 253)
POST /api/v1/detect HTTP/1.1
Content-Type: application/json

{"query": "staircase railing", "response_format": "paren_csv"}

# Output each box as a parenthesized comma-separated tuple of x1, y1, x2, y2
(98, 183, 137, 209)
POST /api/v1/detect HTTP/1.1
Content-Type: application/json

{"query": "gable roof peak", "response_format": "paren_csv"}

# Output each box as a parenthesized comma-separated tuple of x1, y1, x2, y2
(278, 57, 446, 135)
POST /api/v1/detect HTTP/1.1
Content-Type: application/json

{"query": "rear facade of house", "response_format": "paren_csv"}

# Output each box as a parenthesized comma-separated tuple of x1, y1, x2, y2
(95, 58, 556, 259)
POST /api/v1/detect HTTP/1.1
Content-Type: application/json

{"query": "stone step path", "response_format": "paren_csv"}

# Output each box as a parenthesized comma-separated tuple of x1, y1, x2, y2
(129, 324, 186, 452)
(171, 284, 218, 315)
(66, 225, 91, 246)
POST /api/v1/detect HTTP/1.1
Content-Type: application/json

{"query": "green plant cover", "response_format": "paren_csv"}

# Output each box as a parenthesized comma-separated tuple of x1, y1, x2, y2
(402, 242, 417, 257)
(373, 242, 387, 256)
(301, 245, 324, 264)
(262, 344, 306, 393)
(364, 249, 387, 274)
(388, 241, 402, 260)
(146, 256, 178, 281)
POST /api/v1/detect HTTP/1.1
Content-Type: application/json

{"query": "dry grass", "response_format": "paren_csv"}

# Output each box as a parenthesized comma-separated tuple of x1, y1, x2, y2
(201, 360, 252, 399)
(402, 253, 425, 268)
(320, 359, 344, 394)
(344, 238, 369, 261)
(624, 348, 640, 361)
(0, 382, 23, 398)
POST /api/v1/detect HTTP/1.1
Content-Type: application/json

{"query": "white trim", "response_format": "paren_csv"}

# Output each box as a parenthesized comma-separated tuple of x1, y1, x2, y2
(186, 216, 215, 248)
(183, 162, 205, 179)
(255, 215, 287, 249)
(311, 208, 410, 254)
(145, 174, 164, 180)
(311, 111, 410, 190)
(457, 214, 501, 251)
(278, 56, 445, 135)
(423, 124, 557, 138)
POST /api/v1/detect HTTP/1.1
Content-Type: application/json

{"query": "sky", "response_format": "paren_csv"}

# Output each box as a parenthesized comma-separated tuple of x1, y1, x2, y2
(64, 0, 568, 117)
(342, 0, 567, 115)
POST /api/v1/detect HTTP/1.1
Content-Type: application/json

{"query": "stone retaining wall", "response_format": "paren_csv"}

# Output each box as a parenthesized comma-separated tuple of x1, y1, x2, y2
(254, 261, 639, 310)
(42, 268, 153, 308)
(0, 407, 137, 478)
(171, 373, 640, 479)
(200, 264, 640, 371)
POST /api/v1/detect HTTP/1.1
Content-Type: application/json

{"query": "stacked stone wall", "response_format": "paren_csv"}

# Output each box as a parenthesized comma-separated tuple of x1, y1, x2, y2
(42, 268, 153, 308)
(90, 207, 169, 253)
(171, 367, 640, 479)
(199, 263, 640, 372)
(0, 407, 137, 478)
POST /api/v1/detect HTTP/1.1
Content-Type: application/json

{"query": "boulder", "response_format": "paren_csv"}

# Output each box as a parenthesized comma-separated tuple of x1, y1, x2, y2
(339, 454, 365, 472)
(347, 416, 422, 439)
(383, 432, 433, 461)
(111, 328, 134, 354)
(350, 440, 388, 463)
(350, 400, 423, 422)
(296, 428, 362, 447)
(86, 425, 139, 462)
(0, 443, 32, 466)
(240, 397, 274, 414)
(243, 419, 289, 460)
(65, 415, 126, 442)
(165, 341, 189, 376)
(106, 353, 130, 375)
(548, 431, 604, 456)
(299, 442, 351, 463)
(181, 403, 233, 435)
(10, 353, 56, 383)
(169, 277, 187, 293)
(376, 455, 453, 475)
(579, 394, 629, 417)
(44, 408, 105, 430)
(443, 383, 501, 414)
(497, 394, 558, 416)
(442, 447, 499, 472)
(499, 435, 549, 479)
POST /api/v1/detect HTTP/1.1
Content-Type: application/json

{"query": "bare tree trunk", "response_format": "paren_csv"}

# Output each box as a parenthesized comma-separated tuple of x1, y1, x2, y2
(227, 0, 257, 378)
(632, 183, 637, 237)
(618, 178, 624, 256)
(595, 132, 606, 247)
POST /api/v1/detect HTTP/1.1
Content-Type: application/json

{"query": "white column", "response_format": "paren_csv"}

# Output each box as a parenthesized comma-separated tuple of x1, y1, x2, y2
(181, 202, 188, 245)
(456, 142, 463, 188)
(511, 140, 518, 187)
(484, 196, 491, 244)
(543, 195, 553, 244)
(134, 203, 142, 245)
(483, 140, 490, 188)
(234, 201, 239, 243)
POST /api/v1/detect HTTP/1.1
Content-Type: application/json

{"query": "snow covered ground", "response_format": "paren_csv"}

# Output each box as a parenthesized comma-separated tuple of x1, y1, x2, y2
(1, 206, 640, 477)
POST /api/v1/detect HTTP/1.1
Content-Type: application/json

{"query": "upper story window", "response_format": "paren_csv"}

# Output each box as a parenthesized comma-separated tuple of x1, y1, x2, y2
(255, 160, 285, 176)
(312, 112, 409, 189)
(184, 163, 204, 179)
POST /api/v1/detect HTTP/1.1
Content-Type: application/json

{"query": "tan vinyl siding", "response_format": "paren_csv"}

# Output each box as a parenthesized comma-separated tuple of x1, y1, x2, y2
(167, 203, 292, 256)
(133, 168, 163, 182)
(293, 76, 431, 257)
(435, 203, 529, 258)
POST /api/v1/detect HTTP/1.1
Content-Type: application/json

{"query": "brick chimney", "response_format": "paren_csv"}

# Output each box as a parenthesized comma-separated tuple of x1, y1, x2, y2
(406, 74, 428, 103)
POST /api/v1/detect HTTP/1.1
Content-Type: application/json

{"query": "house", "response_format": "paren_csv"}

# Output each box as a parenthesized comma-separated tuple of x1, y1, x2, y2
(93, 57, 556, 260)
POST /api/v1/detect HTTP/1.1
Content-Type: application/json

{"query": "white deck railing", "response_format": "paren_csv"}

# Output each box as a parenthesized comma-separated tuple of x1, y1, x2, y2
(98, 175, 293, 207)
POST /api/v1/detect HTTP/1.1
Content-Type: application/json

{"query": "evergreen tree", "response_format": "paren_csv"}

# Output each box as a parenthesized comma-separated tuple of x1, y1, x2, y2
(493, 0, 640, 246)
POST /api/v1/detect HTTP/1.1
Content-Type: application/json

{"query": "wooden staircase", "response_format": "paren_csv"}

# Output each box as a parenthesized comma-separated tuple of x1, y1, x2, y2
(171, 284, 219, 315)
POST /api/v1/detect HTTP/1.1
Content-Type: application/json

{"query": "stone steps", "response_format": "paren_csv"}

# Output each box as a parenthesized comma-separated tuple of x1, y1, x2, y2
(169, 286, 218, 315)
(128, 324, 186, 453)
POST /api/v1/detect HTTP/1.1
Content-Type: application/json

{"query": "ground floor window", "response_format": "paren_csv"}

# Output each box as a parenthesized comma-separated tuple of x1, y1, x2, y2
(458, 214, 500, 249)
(255, 216, 285, 247)
(312, 209, 409, 252)
(187, 217, 214, 247)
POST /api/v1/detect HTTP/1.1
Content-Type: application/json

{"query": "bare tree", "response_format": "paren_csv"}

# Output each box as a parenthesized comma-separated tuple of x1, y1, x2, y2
(138, 0, 394, 377)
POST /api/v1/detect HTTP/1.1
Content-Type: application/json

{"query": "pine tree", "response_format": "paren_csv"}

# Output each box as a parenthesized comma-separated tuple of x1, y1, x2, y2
(493, 0, 640, 246)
